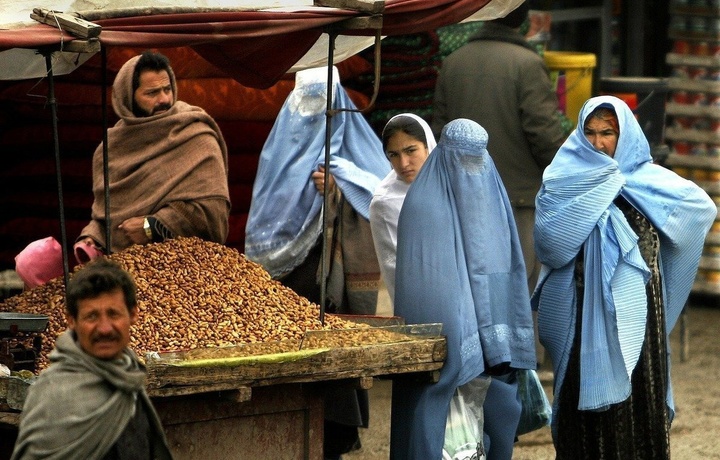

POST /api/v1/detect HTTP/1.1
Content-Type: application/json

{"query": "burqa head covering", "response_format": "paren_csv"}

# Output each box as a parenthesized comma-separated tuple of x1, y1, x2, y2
(390, 118, 536, 459)
(244, 66, 390, 278)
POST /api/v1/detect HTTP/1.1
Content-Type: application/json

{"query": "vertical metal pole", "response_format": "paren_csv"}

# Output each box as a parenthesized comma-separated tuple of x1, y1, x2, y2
(101, 46, 112, 254)
(600, 0, 614, 78)
(625, 0, 644, 76)
(44, 52, 70, 290)
(319, 31, 338, 325)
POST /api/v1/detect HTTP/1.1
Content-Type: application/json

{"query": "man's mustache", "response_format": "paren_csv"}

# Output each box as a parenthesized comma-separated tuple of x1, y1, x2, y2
(153, 103, 172, 114)
(92, 334, 120, 343)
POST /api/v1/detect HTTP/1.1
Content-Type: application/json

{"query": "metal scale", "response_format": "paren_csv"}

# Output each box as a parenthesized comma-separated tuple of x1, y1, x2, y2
(0, 313, 48, 373)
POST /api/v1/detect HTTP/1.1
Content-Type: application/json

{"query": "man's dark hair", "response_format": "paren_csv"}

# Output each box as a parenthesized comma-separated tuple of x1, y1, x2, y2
(492, 1, 529, 29)
(382, 115, 429, 151)
(131, 50, 172, 94)
(66, 259, 137, 318)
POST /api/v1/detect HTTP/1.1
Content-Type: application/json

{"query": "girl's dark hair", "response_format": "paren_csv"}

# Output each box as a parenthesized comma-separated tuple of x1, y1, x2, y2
(65, 259, 137, 318)
(382, 116, 428, 151)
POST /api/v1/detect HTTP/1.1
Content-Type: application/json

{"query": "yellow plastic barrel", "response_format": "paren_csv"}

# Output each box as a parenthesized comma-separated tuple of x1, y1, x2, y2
(543, 51, 597, 127)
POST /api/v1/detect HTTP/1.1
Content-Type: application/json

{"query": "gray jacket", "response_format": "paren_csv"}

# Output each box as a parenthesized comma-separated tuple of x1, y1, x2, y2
(432, 23, 567, 207)
(12, 331, 172, 460)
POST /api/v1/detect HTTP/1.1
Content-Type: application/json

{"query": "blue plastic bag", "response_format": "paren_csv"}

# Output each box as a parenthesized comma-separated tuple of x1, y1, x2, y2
(515, 369, 552, 435)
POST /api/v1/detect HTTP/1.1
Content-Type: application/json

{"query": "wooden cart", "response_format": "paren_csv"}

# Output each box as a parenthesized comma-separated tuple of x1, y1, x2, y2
(0, 324, 446, 460)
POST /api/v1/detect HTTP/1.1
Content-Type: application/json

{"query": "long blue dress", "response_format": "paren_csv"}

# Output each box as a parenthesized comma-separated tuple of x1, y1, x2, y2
(392, 118, 536, 460)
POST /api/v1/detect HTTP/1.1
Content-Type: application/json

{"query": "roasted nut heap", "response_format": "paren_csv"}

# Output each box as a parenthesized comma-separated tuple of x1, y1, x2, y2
(0, 237, 370, 371)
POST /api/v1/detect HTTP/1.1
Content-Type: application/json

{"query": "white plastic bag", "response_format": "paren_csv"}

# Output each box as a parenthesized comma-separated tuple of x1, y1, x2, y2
(442, 377, 490, 460)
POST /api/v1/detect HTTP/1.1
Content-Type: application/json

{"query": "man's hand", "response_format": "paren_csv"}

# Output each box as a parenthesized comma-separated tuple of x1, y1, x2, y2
(311, 165, 336, 194)
(118, 216, 151, 244)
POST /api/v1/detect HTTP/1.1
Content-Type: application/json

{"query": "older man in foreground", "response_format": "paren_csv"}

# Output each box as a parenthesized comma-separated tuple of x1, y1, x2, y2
(12, 258, 173, 460)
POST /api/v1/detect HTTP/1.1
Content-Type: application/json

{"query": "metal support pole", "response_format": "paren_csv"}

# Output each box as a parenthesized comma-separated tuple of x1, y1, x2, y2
(101, 46, 112, 254)
(319, 31, 339, 324)
(44, 52, 71, 290)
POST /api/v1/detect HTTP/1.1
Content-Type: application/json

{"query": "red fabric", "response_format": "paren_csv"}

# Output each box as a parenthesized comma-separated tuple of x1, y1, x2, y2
(0, 1, 491, 88)
(226, 213, 248, 248)
(382, 0, 491, 34)
(94, 11, 344, 88)
(179, 78, 295, 121)
(0, 122, 105, 148)
(218, 120, 274, 152)
(0, 80, 113, 122)
(1, 159, 92, 192)
(0, 72, 370, 123)
(226, 151, 261, 185)
(229, 183, 255, 213)
(0, 0, 492, 269)
(0, 24, 75, 50)
(0, 191, 91, 217)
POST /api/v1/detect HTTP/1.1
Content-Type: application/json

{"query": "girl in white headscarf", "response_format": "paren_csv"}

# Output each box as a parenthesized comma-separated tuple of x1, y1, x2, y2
(369, 113, 436, 308)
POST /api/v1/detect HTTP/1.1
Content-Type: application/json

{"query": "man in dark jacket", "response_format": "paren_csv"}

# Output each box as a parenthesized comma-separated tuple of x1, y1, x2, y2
(432, 1, 567, 294)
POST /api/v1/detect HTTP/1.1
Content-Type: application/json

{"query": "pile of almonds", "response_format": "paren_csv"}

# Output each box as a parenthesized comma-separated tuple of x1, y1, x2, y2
(0, 237, 366, 371)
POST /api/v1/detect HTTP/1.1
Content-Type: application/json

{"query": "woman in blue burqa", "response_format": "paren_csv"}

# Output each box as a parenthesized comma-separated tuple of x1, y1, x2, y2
(244, 65, 390, 459)
(392, 118, 537, 460)
(533, 95, 716, 459)
(245, 65, 389, 313)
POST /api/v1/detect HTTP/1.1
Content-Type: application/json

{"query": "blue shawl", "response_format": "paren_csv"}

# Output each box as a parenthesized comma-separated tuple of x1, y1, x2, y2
(391, 119, 536, 459)
(533, 96, 716, 421)
(244, 66, 390, 277)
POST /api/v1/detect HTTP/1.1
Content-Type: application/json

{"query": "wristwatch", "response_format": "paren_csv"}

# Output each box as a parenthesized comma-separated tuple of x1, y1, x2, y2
(143, 217, 153, 241)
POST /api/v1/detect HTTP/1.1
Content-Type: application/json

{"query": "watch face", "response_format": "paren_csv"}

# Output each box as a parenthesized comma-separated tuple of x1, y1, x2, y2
(143, 218, 152, 239)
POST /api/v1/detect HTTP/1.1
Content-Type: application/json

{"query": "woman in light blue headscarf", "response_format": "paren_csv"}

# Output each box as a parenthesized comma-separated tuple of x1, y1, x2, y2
(533, 95, 716, 459)
(391, 118, 537, 460)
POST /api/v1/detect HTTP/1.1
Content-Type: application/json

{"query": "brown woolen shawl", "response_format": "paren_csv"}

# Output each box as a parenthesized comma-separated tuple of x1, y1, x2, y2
(324, 189, 381, 316)
(79, 55, 230, 252)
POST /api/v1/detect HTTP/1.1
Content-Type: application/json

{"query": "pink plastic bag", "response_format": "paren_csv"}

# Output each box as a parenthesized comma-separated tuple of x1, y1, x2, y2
(14, 237, 64, 289)
(73, 240, 103, 264)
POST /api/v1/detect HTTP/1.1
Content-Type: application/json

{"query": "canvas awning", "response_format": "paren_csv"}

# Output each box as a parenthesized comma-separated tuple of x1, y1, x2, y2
(0, 0, 524, 309)
(0, 0, 523, 86)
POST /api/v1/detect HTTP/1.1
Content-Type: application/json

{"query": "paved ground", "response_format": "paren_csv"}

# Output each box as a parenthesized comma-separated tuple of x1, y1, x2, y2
(347, 299, 720, 459)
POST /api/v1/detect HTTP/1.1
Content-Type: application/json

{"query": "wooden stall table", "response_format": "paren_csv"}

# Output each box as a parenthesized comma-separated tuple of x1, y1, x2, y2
(0, 324, 446, 460)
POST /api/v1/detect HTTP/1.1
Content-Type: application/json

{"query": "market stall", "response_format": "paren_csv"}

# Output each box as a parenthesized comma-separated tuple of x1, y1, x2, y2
(0, 1, 525, 458)
(0, 0, 525, 271)
(0, 237, 447, 459)
(1, 323, 446, 460)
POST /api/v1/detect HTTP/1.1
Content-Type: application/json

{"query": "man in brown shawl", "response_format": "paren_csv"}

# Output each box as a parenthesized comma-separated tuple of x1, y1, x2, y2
(74, 51, 230, 262)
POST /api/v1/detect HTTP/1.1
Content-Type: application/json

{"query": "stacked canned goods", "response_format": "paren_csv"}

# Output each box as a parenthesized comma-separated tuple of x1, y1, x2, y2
(666, 0, 720, 158)
(666, 0, 720, 294)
